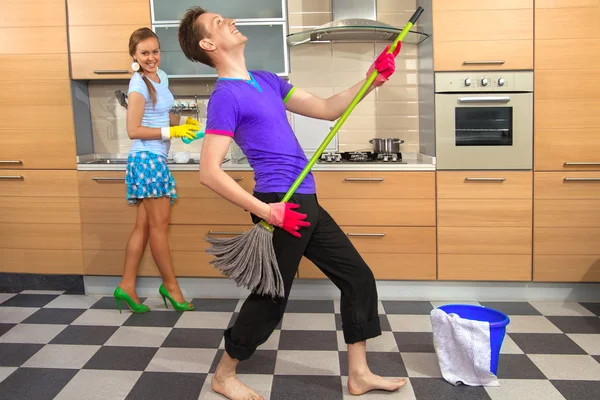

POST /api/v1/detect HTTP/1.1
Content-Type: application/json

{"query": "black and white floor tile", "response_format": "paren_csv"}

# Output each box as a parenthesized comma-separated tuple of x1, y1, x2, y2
(0, 291, 599, 399)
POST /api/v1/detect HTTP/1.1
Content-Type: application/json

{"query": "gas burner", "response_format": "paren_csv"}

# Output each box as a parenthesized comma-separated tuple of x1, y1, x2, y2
(317, 151, 404, 163)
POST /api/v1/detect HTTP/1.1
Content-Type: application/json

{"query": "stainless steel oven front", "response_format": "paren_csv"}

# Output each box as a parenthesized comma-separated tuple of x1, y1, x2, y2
(435, 71, 533, 170)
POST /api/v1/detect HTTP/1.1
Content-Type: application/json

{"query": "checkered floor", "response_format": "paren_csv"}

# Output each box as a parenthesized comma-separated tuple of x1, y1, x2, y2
(0, 291, 599, 400)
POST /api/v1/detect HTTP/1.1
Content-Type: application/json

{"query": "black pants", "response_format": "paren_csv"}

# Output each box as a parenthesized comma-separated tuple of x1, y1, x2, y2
(224, 192, 381, 361)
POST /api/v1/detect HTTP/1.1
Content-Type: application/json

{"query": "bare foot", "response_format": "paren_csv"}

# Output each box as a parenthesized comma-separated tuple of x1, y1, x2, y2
(211, 373, 264, 400)
(348, 371, 407, 396)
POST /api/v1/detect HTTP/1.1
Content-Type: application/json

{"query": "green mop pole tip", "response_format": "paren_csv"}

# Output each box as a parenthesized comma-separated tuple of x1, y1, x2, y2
(259, 220, 275, 232)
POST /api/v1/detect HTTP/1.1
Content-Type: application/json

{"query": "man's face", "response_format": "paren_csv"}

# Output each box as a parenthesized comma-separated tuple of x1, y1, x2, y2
(197, 12, 247, 53)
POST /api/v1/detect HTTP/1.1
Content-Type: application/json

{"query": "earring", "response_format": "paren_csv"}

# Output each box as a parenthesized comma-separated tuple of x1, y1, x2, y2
(131, 61, 140, 72)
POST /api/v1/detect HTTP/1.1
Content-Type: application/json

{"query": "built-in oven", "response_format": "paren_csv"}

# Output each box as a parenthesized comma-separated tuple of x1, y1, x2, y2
(435, 71, 533, 170)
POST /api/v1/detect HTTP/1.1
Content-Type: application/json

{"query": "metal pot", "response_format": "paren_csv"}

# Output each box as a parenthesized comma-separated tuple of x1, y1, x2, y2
(369, 138, 404, 154)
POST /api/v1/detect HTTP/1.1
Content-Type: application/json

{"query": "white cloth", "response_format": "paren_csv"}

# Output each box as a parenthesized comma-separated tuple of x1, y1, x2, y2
(430, 308, 500, 387)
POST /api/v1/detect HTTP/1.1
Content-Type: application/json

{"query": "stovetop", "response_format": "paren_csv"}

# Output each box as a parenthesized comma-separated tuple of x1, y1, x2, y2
(317, 151, 406, 164)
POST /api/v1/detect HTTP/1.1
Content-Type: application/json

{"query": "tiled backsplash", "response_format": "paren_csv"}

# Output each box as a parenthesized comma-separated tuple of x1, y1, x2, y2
(87, 0, 419, 156)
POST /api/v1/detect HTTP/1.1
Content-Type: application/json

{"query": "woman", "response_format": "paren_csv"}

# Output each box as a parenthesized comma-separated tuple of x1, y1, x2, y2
(113, 27, 197, 313)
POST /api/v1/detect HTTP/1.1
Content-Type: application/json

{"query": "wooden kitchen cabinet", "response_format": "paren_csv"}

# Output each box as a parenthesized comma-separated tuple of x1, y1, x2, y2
(432, 1, 533, 71)
(298, 172, 437, 281)
(534, 1, 600, 171)
(66, 0, 151, 80)
(533, 172, 600, 282)
(436, 171, 533, 281)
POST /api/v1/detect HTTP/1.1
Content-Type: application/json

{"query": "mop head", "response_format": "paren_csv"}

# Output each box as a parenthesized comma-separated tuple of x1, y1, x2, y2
(204, 223, 285, 298)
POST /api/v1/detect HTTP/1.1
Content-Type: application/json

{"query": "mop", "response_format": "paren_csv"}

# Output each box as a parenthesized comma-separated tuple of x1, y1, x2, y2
(205, 7, 425, 298)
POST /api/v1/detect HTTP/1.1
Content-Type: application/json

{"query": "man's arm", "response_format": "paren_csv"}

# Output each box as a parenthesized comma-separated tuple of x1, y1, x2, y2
(199, 134, 271, 221)
(284, 80, 375, 121)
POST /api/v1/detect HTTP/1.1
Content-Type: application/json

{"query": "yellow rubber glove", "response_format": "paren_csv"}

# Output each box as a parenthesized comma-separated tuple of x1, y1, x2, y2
(179, 116, 201, 128)
(161, 124, 198, 141)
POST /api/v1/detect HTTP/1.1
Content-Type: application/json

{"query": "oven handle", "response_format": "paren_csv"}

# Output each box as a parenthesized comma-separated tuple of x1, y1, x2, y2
(458, 96, 511, 104)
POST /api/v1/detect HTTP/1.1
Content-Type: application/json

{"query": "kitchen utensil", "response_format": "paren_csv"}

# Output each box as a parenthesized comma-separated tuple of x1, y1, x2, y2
(369, 138, 404, 154)
(115, 90, 128, 109)
(173, 152, 190, 164)
(204, 6, 425, 299)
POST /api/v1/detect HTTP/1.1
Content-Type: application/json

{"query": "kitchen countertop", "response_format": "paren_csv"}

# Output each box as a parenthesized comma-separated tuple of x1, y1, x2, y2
(76, 153, 436, 172)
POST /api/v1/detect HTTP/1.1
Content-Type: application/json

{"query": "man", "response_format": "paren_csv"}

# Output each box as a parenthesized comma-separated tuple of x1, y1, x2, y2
(178, 7, 405, 400)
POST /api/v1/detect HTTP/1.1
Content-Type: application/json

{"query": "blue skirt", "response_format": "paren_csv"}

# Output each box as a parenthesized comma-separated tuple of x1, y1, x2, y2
(125, 151, 177, 204)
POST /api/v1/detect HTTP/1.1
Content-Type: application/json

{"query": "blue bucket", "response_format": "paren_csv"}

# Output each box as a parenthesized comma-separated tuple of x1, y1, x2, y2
(437, 304, 510, 375)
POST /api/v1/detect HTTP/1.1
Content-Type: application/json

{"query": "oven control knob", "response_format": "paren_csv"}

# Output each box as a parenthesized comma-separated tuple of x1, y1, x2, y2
(481, 78, 489, 86)
(498, 78, 505, 86)
(464, 78, 472, 87)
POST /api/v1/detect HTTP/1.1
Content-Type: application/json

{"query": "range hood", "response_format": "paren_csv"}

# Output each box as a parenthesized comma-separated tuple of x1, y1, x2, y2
(286, 0, 429, 46)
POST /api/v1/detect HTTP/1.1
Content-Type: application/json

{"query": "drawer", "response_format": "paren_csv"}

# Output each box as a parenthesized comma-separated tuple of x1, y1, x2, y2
(1, 249, 83, 274)
(536, 100, 600, 129)
(535, 200, 600, 227)
(0, 0, 66, 27)
(298, 253, 437, 280)
(533, 255, 600, 282)
(535, 129, 600, 171)
(433, 10, 533, 42)
(80, 198, 250, 225)
(0, 133, 76, 170)
(69, 25, 151, 53)
(535, 38, 600, 70)
(434, 40, 533, 71)
(339, 227, 436, 254)
(83, 249, 223, 277)
(70, 53, 133, 80)
(536, 0, 599, 8)
(438, 227, 532, 254)
(535, 172, 600, 199)
(82, 224, 252, 251)
(0, 197, 81, 224)
(438, 254, 532, 281)
(314, 172, 434, 199)
(535, 228, 600, 254)
(437, 172, 532, 199)
(0, 79, 73, 106)
(77, 171, 255, 198)
(0, 27, 67, 55)
(0, 55, 69, 81)
(536, 7, 600, 40)
(0, 223, 82, 250)
(438, 199, 532, 227)
(0, 170, 78, 196)
(67, 0, 150, 26)
(434, 0, 532, 11)
(319, 198, 436, 226)
(535, 70, 600, 100)
(173, 171, 256, 198)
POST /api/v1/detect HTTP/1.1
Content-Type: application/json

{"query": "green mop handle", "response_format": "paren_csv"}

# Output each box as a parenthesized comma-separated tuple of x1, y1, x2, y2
(281, 7, 424, 203)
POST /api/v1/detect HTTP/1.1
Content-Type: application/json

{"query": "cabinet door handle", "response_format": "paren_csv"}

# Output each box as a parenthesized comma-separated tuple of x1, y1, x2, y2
(563, 177, 600, 182)
(344, 177, 384, 182)
(93, 70, 129, 75)
(347, 233, 386, 237)
(563, 162, 600, 166)
(462, 60, 505, 65)
(464, 177, 506, 182)
(0, 175, 24, 180)
(92, 177, 125, 181)
(0, 160, 23, 165)
(458, 97, 511, 103)
(207, 231, 246, 236)
(232, 177, 243, 181)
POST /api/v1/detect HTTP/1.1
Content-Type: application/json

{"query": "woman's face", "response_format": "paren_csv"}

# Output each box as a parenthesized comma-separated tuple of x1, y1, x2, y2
(134, 37, 160, 73)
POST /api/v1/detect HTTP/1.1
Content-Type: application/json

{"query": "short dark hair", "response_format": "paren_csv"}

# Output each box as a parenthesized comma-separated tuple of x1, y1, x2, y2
(178, 7, 215, 67)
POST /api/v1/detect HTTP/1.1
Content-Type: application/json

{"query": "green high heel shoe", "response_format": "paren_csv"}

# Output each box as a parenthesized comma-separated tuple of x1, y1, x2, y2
(113, 287, 150, 314)
(159, 284, 194, 311)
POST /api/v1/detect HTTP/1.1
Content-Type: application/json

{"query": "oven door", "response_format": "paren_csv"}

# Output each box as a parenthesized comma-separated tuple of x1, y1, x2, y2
(435, 92, 533, 170)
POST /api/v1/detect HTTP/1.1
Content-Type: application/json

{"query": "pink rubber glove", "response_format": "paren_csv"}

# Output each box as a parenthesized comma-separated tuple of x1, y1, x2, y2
(366, 43, 401, 87)
(267, 202, 311, 238)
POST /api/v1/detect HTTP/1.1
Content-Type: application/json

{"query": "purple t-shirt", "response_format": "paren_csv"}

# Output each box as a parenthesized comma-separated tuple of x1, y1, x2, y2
(205, 70, 316, 194)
